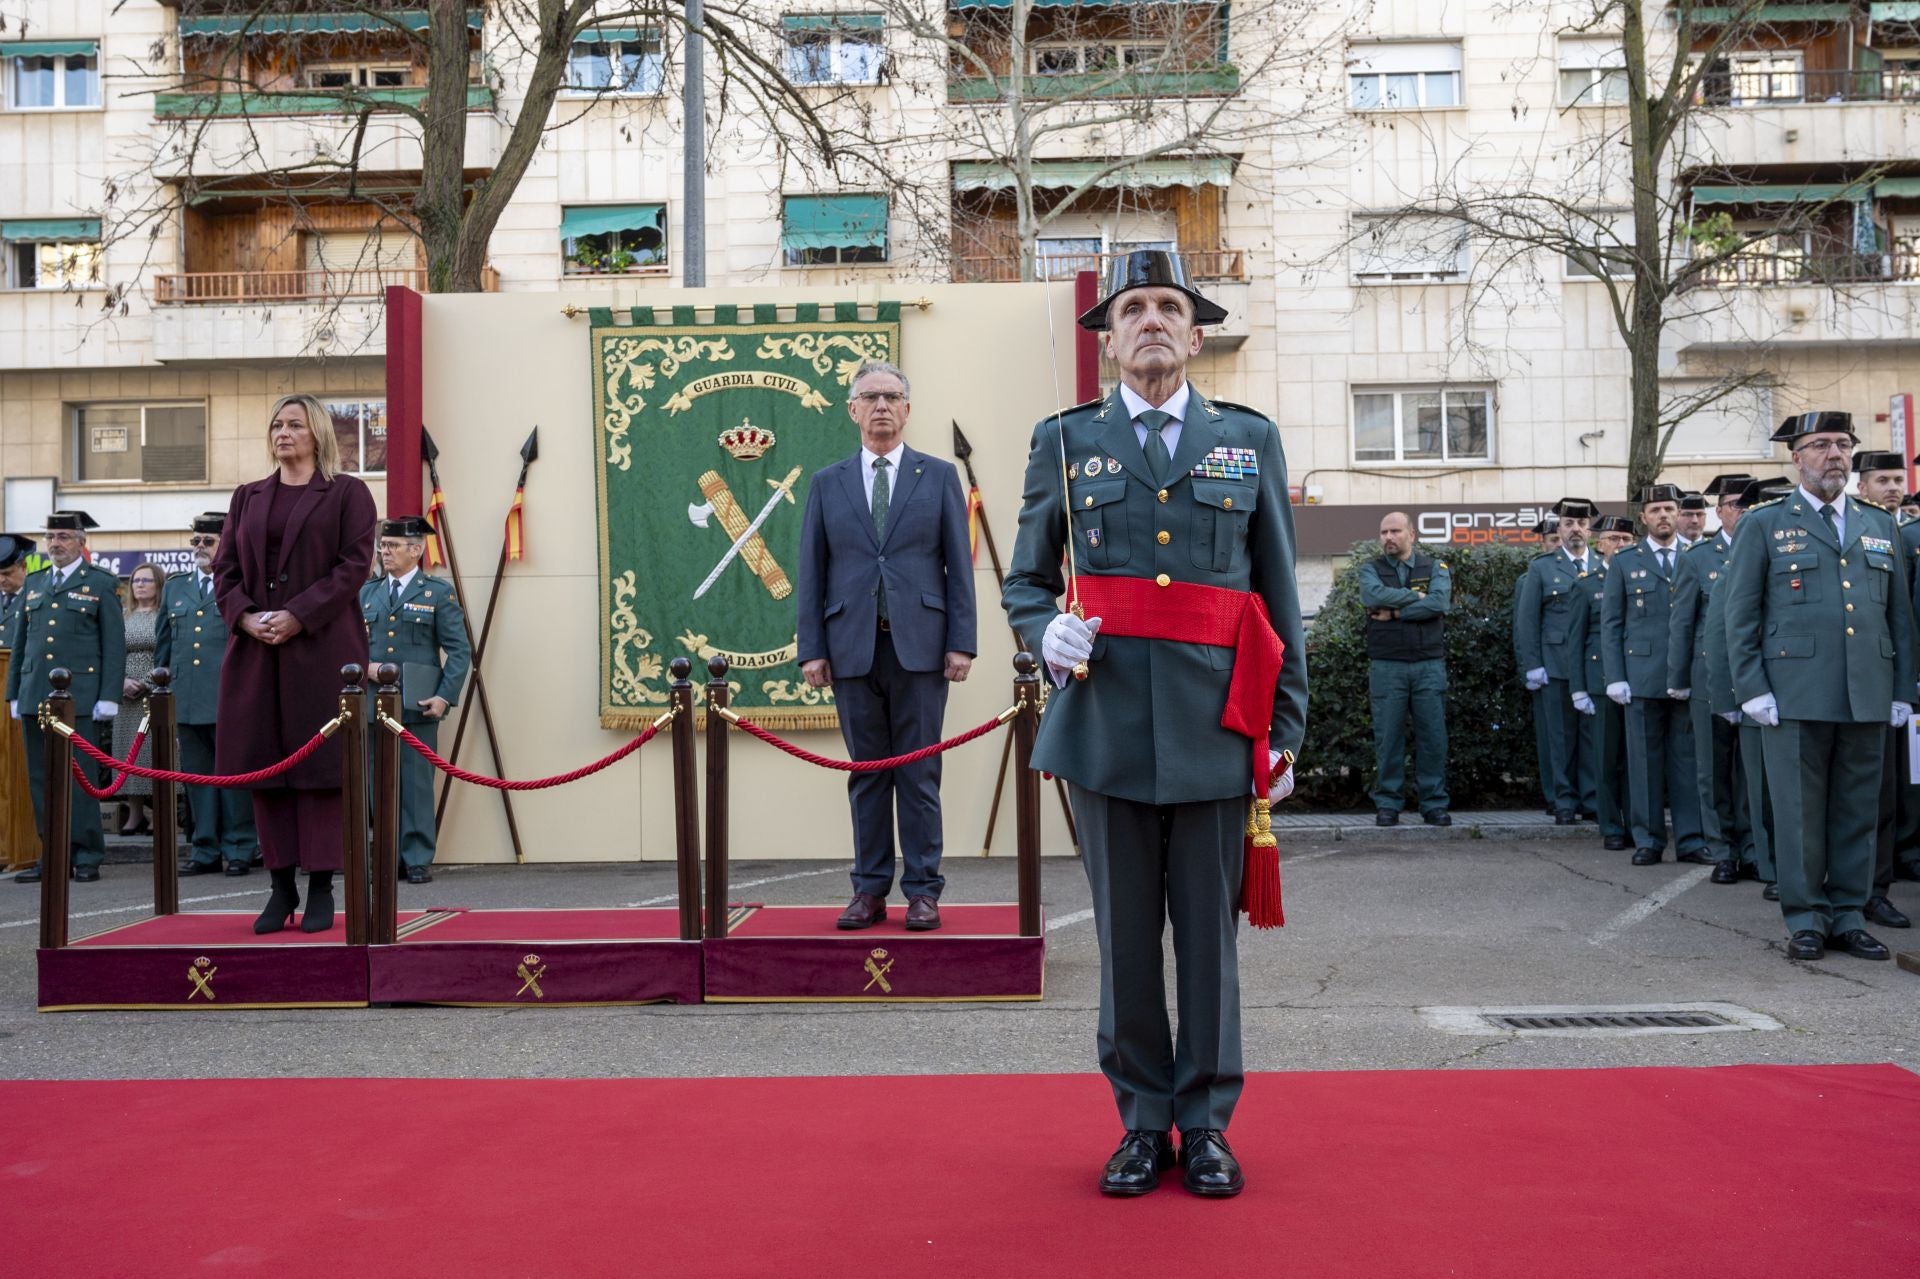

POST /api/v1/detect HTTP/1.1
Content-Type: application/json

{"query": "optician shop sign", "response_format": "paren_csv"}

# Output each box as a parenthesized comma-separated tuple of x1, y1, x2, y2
(1291, 503, 1631, 558)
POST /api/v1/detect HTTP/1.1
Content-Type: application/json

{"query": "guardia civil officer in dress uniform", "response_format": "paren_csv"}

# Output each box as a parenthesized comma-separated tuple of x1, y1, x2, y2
(5, 512, 126, 883)
(1676, 492, 1709, 548)
(1523, 515, 1561, 815)
(1514, 498, 1601, 823)
(156, 513, 260, 876)
(1853, 451, 1916, 930)
(1666, 475, 1754, 884)
(1601, 483, 1708, 865)
(1004, 250, 1307, 1199)
(1567, 514, 1634, 849)
(361, 516, 470, 883)
(0, 534, 33, 633)
(1893, 471, 1920, 892)
(1357, 511, 1451, 826)
(1713, 476, 1793, 896)
(1724, 413, 1917, 961)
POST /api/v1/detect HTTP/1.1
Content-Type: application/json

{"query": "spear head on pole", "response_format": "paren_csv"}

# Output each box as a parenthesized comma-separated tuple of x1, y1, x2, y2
(520, 427, 540, 468)
(421, 428, 441, 466)
(952, 420, 981, 487)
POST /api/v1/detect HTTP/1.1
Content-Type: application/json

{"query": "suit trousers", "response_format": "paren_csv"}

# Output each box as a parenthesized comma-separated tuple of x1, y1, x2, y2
(178, 722, 257, 867)
(20, 715, 108, 868)
(1762, 720, 1881, 937)
(1595, 701, 1628, 841)
(1739, 721, 1775, 883)
(251, 788, 343, 872)
(831, 628, 948, 901)
(1367, 657, 1448, 813)
(1624, 699, 1704, 853)
(1069, 784, 1245, 1133)
(1542, 678, 1597, 815)
(1688, 700, 1745, 863)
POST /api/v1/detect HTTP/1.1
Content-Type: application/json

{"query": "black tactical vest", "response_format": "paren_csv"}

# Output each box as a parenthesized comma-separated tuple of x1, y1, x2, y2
(1366, 553, 1445, 662)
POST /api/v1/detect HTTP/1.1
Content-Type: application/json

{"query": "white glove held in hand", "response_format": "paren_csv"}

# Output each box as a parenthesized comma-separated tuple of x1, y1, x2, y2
(1893, 702, 1913, 729)
(1741, 693, 1779, 727)
(1262, 749, 1295, 801)
(1571, 691, 1595, 716)
(1524, 667, 1548, 692)
(1041, 612, 1101, 687)
(1606, 682, 1632, 707)
(1720, 711, 1740, 725)
(91, 701, 118, 722)
(1668, 688, 1691, 701)
(7, 700, 17, 720)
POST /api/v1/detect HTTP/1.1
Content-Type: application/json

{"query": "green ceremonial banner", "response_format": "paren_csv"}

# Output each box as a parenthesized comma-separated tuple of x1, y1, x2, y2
(591, 302, 902, 730)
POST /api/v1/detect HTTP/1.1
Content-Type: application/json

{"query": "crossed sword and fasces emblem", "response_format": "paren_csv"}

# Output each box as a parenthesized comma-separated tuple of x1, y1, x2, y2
(687, 466, 804, 601)
(515, 954, 547, 999)
(863, 948, 894, 994)
(187, 957, 217, 1001)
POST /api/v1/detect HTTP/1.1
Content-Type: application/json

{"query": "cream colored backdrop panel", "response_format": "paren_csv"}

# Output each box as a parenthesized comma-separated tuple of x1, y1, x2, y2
(422, 283, 1081, 864)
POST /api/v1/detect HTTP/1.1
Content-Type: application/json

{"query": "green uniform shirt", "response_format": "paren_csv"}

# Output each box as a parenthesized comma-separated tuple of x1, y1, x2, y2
(153, 569, 229, 726)
(4, 561, 127, 714)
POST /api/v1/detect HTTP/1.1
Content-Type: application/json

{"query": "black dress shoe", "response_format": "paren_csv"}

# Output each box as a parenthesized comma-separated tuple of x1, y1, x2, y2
(1763, 883, 1780, 901)
(1863, 895, 1911, 929)
(1674, 849, 1717, 865)
(223, 860, 249, 877)
(1710, 859, 1740, 885)
(1098, 1130, 1174, 1197)
(1786, 930, 1825, 960)
(405, 865, 433, 885)
(836, 892, 886, 929)
(1631, 847, 1662, 866)
(71, 865, 100, 882)
(1830, 929, 1891, 960)
(1554, 810, 1577, 826)
(1422, 810, 1451, 827)
(1375, 809, 1399, 827)
(181, 859, 224, 877)
(14, 864, 41, 883)
(1576, 809, 1598, 822)
(1602, 835, 1629, 851)
(1737, 861, 1762, 881)
(1178, 1129, 1245, 1198)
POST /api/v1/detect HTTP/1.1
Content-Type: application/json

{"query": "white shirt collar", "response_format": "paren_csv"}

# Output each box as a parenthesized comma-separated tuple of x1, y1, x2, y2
(390, 566, 419, 593)
(1118, 380, 1191, 424)
(1798, 486, 1840, 515)
(860, 440, 907, 472)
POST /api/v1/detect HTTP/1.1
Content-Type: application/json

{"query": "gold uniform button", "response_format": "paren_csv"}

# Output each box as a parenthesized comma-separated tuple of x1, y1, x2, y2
(387, 630, 396, 637)
(1789, 563, 1798, 571)
(1846, 603, 1855, 612)
(1083, 496, 1094, 508)
(1843, 581, 1852, 589)
(191, 642, 200, 649)
(1157, 531, 1171, 545)
(192, 659, 201, 666)
(1840, 558, 1848, 567)
(50, 602, 58, 609)
(1157, 489, 1169, 503)
(1222, 498, 1234, 510)
(1847, 627, 1856, 636)
(194, 626, 203, 633)
(1155, 573, 1171, 587)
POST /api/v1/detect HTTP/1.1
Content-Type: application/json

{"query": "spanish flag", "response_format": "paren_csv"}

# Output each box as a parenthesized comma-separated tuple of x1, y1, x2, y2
(504, 484, 526, 562)
(966, 484, 984, 563)
(424, 486, 447, 568)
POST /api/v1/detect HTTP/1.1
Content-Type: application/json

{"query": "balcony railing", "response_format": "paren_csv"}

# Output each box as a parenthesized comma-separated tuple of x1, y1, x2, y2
(953, 246, 1246, 284)
(1696, 66, 1920, 107)
(947, 67, 1241, 103)
(1682, 243, 1920, 288)
(152, 265, 500, 305)
(154, 84, 494, 119)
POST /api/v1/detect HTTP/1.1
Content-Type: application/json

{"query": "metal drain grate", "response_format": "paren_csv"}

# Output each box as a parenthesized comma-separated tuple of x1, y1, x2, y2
(1487, 1010, 1732, 1032)
(1422, 1002, 1783, 1038)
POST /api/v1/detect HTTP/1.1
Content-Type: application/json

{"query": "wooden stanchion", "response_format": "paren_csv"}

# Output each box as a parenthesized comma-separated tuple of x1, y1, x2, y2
(1012, 653, 1043, 938)
(147, 669, 179, 916)
(669, 658, 702, 942)
(370, 664, 401, 947)
(339, 665, 369, 947)
(38, 669, 75, 951)
(704, 656, 730, 940)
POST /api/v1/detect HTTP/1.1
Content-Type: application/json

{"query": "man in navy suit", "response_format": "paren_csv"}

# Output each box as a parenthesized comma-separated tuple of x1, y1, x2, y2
(796, 360, 978, 931)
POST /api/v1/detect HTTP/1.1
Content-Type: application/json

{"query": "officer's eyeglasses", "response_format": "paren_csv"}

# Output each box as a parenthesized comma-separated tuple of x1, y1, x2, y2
(1794, 439, 1853, 456)
(852, 392, 907, 407)
(188, 536, 217, 547)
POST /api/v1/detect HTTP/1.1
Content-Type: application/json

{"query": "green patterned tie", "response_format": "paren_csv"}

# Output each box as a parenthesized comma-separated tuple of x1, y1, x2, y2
(1138, 409, 1173, 484)
(872, 456, 890, 622)
(1821, 504, 1839, 542)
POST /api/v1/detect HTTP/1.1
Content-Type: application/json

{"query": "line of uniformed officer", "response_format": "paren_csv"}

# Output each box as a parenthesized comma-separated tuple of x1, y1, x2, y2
(1855, 451, 1919, 930)
(1566, 513, 1635, 849)
(1514, 498, 1603, 825)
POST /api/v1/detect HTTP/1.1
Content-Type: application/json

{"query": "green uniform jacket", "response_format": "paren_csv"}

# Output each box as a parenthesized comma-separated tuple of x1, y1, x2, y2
(0, 589, 22, 637)
(1723, 492, 1916, 722)
(1565, 553, 1613, 696)
(1513, 549, 1599, 681)
(360, 572, 471, 725)
(154, 572, 230, 726)
(1903, 517, 1920, 634)
(4, 562, 127, 714)
(1356, 553, 1451, 622)
(1665, 531, 1735, 696)
(1701, 534, 1743, 716)
(1601, 540, 1683, 697)
(1002, 385, 1306, 805)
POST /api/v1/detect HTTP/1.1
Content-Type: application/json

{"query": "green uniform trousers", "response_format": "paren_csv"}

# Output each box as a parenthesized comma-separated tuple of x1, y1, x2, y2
(1543, 679, 1598, 816)
(1762, 720, 1880, 937)
(1739, 721, 1775, 883)
(1530, 688, 1553, 810)
(1688, 701, 1747, 864)
(20, 715, 108, 868)
(178, 722, 258, 867)
(1624, 700, 1705, 853)
(366, 696, 442, 870)
(1368, 657, 1448, 813)
(1874, 725, 1920, 890)
(1069, 784, 1244, 1134)
(1595, 701, 1628, 841)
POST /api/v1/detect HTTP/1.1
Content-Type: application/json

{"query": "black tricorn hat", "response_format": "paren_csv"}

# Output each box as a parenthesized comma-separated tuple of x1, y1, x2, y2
(1737, 475, 1794, 508)
(0, 533, 35, 569)
(1592, 515, 1636, 535)
(45, 510, 98, 532)
(379, 515, 436, 539)
(190, 512, 226, 535)
(1771, 410, 1857, 444)
(1637, 483, 1684, 506)
(1076, 249, 1230, 332)
(1551, 497, 1598, 519)
(1531, 515, 1561, 536)
(1703, 472, 1755, 497)
(1903, 493, 1920, 510)
(1852, 450, 1904, 474)
(1679, 491, 1708, 511)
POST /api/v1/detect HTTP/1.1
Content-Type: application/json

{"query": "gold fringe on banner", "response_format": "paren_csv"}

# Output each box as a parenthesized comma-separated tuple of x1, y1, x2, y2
(601, 707, 840, 733)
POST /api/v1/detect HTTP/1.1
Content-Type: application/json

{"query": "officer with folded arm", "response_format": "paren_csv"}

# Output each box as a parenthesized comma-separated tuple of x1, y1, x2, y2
(1357, 512, 1451, 826)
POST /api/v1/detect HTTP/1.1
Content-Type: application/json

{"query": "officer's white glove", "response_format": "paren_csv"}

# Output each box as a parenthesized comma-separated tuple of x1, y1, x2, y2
(1668, 687, 1691, 701)
(7, 700, 17, 720)
(1893, 702, 1913, 729)
(1741, 693, 1779, 727)
(1606, 682, 1632, 706)
(1524, 667, 1549, 692)
(1041, 611, 1101, 688)
(1571, 691, 1595, 716)
(1262, 749, 1295, 802)
(1720, 711, 1740, 725)
(91, 701, 118, 722)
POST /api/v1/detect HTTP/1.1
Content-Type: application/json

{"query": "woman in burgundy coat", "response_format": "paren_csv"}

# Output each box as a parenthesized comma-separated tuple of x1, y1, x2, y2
(213, 393, 376, 934)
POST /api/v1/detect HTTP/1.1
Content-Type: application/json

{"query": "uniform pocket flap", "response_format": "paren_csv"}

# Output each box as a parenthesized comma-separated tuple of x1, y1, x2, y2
(1770, 552, 1818, 572)
(1075, 481, 1128, 510)
(920, 591, 946, 611)
(1866, 552, 1894, 571)
(1882, 636, 1897, 659)
(1190, 480, 1257, 513)
(1626, 639, 1652, 657)
(1770, 634, 1814, 659)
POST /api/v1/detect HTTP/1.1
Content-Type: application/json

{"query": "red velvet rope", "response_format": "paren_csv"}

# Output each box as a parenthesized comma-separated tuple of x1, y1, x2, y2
(727, 713, 1006, 772)
(69, 731, 145, 799)
(67, 724, 334, 788)
(395, 722, 660, 790)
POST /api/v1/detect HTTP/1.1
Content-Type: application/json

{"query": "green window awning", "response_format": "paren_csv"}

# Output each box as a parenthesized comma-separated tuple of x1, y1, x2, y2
(950, 0, 1207, 7)
(179, 11, 480, 37)
(782, 14, 885, 29)
(572, 28, 658, 45)
(1, 217, 101, 241)
(1870, 2, 1920, 18)
(1681, 4, 1852, 21)
(1876, 177, 1920, 198)
(560, 204, 666, 239)
(1690, 182, 1871, 205)
(953, 156, 1234, 192)
(782, 194, 888, 251)
(1, 39, 99, 58)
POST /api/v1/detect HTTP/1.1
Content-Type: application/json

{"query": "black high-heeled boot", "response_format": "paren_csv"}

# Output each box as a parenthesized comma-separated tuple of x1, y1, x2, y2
(254, 867, 300, 935)
(301, 870, 335, 934)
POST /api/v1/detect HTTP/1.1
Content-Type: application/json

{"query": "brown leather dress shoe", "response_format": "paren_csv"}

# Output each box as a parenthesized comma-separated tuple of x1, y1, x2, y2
(836, 892, 886, 929)
(904, 895, 941, 931)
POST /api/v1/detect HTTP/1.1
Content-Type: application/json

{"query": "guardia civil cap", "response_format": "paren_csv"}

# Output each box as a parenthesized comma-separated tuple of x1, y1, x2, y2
(1737, 475, 1794, 508)
(1551, 497, 1598, 519)
(0, 534, 34, 569)
(45, 510, 98, 533)
(191, 512, 226, 534)
(1851, 450, 1904, 474)
(1531, 515, 1560, 536)
(1703, 473, 1755, 497)
(1679, 491, 1708, 511)
(1903, 493, 1920, 511)
(1076, 249, 1230, 332)
(379, 515, 436, 539)
(1592, 515, 1636, 535)
(1771, 411, 1857, 444)
(1637, 483, 1684, 506)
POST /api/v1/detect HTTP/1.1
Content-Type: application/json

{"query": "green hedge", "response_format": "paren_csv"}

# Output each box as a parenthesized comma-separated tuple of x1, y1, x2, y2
(1295, 539, 1541, 810)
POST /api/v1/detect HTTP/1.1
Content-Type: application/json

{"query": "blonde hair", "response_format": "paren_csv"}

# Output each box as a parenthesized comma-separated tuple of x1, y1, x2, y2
(266, 393, 342, 480)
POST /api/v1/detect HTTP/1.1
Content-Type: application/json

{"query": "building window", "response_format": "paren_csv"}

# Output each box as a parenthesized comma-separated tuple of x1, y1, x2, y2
(1352, 386, 1494, 465)
(1347, 41, 1462, 110)
(325, 400, 388, 475)
(301, 62, 411, 90)
(1558, 37, 1628, 107)
(782, 193, 888, 265)
(66, 403, 208, 484)
(783, 15, 884, 86)
(1564, 212, 1635, 279)
(1661, 382, 1773, 459)
(1028, 42, 1166, 76)
(1695, 51, 1806, 106)
(2, 219, 104, 290)
(1351, 214, 1470, 283)
(566, 32, 664, 95)
(561, 204, 668, 274)
(5, 46, 100, 109)
(1694, 229, 1810, 287)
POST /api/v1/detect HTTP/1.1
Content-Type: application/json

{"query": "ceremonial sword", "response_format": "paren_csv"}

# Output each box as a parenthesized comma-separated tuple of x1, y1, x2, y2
(1044, 280, 1091, 681)
(693, 465, 803, 599)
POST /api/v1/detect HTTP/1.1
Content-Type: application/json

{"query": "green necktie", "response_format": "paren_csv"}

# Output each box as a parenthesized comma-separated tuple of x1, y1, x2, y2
(1821, 504, 1839, 541)
(872, 457, 891, 621)
(1138, 409, 1173, 484)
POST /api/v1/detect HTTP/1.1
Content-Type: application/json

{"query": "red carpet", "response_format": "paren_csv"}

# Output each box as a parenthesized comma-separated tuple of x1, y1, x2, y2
(727, 902, 1024, 936)
(2, 1065, 1915, 1277)
(398, 906, 687, 942)
(68, 910, 395, 947)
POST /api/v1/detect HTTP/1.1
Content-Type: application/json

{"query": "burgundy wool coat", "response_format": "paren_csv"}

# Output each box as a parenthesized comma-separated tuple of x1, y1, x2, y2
(212, 471, 377, 789)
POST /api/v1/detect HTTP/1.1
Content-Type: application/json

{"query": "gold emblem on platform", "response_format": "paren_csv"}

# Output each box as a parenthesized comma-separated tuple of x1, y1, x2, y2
(863, 947, 895, 995)
(187, 956, 217, 1002)
(718, 418, 776, 461)
(515, 953, 548, 1000)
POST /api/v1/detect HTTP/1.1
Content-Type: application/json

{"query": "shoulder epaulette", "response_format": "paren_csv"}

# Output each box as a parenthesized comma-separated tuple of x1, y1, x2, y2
(1747, 496, 1784, 512)
(1204, 398, 1276, 426)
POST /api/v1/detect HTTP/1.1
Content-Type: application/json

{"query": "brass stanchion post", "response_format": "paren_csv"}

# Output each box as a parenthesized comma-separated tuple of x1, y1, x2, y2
(669, 658, 702, 942)
(148, 669, 179, 916)
(1012, 653, 1043, 938)
(338, 666, 369, 946)
(704, 656, 730, 940)
(371, 664, 402, 947)
(38, 669, 75, 951)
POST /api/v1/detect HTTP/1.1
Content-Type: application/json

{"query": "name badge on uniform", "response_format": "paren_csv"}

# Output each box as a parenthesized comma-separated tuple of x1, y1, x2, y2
(1191, 446, 1258, 480)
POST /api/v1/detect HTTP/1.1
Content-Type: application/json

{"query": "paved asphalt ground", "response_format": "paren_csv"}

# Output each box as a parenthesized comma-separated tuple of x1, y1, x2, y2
(1, 835, 1915, 1080)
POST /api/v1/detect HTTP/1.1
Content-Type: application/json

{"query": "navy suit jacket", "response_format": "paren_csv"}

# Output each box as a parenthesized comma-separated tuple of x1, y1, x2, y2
(795, 444, 978, 679)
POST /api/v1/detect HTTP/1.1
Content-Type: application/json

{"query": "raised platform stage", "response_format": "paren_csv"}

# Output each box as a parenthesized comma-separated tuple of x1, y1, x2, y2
(706, 904, 1044, 1002)
(41, 911, 368, 1011)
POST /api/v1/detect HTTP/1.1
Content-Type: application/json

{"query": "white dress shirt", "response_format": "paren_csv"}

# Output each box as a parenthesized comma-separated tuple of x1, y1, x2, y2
(1117, 380, 1190, 456)
(859, 440, 907, 509)
(1799, 487, 1846, 546)
(386, 566, 419, 599)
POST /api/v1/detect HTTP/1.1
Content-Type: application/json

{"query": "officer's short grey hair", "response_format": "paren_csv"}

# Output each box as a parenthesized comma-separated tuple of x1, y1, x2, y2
(849, 361, 910, 401)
